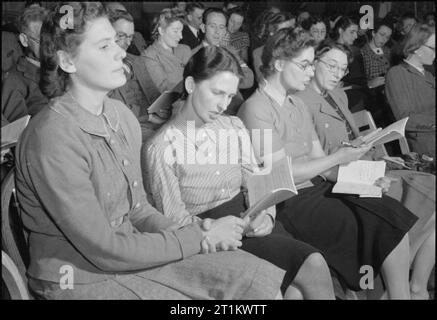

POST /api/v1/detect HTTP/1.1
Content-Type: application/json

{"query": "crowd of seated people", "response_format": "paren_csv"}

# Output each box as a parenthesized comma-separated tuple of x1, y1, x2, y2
(1, 1, 435, 300)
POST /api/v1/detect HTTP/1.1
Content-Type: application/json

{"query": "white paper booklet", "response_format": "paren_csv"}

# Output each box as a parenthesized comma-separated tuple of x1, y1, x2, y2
(361, 117, 409, 147)
(244, 156, 298, 219)
(332, 160, 386, 198)
(1, 115, 31, 149)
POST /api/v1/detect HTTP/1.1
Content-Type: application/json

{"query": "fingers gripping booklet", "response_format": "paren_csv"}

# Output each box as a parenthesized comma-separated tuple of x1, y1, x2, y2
(243, 156, 298, 220)
(332, 160, 386, 198)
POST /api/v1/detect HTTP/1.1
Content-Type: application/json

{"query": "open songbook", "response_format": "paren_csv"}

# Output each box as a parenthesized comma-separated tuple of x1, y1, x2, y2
(332, 160, 386, 198)
(360, 117, 409, 147)
(1, 115, 30, 149)
(243, 156, 298, 220)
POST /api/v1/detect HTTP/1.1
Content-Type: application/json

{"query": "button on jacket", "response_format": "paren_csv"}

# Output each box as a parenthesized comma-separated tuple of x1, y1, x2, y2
(15, 93, 203, 284)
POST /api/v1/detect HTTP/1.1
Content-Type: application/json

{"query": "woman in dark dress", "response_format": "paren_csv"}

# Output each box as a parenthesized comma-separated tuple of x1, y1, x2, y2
(238, 27, 418, 299)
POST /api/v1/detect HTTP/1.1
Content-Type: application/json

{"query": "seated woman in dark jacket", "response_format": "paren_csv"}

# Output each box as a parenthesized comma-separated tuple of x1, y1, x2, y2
(385, 23, 435, 159)
(297, 40, 435, 300)
(14, 2, 285, 300)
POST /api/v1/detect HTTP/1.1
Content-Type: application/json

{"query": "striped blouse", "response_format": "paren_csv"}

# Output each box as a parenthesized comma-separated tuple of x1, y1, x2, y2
(144, 114, 272, 226)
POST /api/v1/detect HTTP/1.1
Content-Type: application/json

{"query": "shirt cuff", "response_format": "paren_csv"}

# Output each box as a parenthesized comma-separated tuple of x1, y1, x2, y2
(172, 222, 203, 258)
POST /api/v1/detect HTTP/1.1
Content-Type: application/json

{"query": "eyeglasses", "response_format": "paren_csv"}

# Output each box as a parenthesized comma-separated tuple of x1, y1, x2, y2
(289, 60, 315, 72)
(116, 32, 134, 42)
(318, 59, 349, 76)
(311, 29, 326, 35)
(423, 44, 435, 52)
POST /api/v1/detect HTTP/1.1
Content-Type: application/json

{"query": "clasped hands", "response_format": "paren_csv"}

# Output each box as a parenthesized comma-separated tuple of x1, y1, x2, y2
(199, 211, 274, 254)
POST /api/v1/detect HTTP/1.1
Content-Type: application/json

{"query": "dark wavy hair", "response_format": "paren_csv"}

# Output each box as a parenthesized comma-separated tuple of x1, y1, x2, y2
(182, 46, 243, 97)
(263, 12, 295, 42)
(39, 2, 107, 99)
(330, 16, 358, 41)
(301, 15, 329, 34)
(260, 27, 315, 79)
(202, 7, 228, 25)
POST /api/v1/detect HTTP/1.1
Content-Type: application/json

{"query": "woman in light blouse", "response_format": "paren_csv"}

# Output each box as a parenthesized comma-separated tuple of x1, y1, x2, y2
(298, 40, 435, 300)
(15, 2, 285, 300)
(142, 8, 191, 93)
(144, 46, 336, 299)
(238, 28, 418, 299)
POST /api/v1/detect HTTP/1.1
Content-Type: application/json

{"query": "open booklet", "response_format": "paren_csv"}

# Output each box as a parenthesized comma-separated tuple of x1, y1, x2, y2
(242, 156, 298, 220)
(1, 115, 31, 149)
(360, 117, 409, 147)
(332, 160, 386, 198)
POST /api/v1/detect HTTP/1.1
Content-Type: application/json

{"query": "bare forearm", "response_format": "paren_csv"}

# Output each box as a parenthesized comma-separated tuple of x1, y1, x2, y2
(293, 154, 340, 184)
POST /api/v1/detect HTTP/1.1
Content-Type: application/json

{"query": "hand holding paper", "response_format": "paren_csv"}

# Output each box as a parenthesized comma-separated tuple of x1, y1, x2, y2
(332, 160, 386, 198)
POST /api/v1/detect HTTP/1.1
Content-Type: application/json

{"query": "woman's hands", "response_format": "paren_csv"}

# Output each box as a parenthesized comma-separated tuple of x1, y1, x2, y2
(243, 210, 274, 238)
(334, 144, 373, 165)
(374, 176, 398, 194)
(199, 216, 245, 254)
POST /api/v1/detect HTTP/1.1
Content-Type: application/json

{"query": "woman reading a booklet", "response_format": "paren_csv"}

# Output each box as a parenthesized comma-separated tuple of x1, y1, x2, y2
(238, 28, 418, 299)
(144, 46, 336, 299)
(13, 2, 286, 300)
(297, 40, 435, 300)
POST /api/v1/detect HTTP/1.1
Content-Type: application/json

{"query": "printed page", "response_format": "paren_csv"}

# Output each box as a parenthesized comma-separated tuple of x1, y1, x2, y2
(362, 117, 409, 147)
(247, 156, 297, 207)
(1, 115, 30, 148)
(332, 160, 385, 197)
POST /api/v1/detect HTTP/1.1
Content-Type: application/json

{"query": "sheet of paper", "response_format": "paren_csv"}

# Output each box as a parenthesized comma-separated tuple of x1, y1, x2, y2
(337, 160, 386, 184)
(1, 115, 30, 148)
(363, 117, 409, 147)
(332, 160, 385, 197)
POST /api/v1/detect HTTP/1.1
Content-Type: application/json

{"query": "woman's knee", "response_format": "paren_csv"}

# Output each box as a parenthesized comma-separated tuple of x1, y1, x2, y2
(301, 252, 330, 274)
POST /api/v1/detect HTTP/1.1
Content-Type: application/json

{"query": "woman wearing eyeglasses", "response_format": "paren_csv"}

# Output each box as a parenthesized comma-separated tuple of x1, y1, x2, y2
(385, 23, 435, 159)
(298, 40, 436, 299)
(238, 28, 418, 299)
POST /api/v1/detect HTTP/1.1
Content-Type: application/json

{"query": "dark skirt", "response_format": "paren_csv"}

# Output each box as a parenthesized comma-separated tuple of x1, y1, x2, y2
(198, 192, 319, 294)
(276, 179, 418, 291)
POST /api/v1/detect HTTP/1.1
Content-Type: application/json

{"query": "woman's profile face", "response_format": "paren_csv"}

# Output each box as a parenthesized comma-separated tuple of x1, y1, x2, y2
(279, 46, 315, 92)
(314, 48, 348, 92)
(418, 33, 435, 65)
(68, 17, 126, 92)
(189, 71, 239, 125)
(310, 22, 327, 44)
(339, 24, 358, 46)
(372, 25, 392, 48)
(160, 20, 184, 48)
